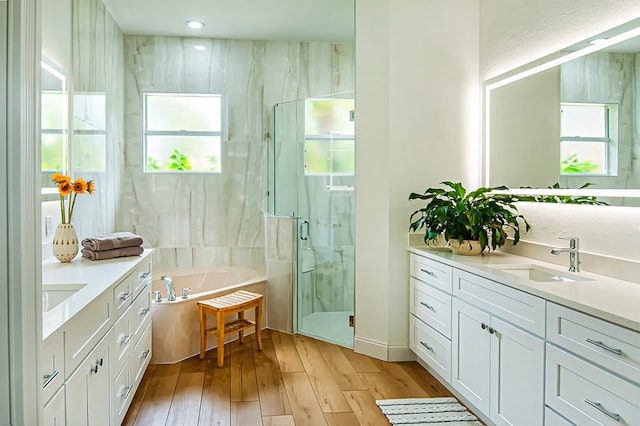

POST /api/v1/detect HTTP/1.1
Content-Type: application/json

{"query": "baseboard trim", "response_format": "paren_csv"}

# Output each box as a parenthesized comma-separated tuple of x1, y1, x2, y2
(354, 336, 415, 362)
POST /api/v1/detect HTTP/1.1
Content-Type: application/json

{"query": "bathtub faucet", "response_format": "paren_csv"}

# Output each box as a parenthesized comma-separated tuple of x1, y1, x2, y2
(161, 276, 176, 301)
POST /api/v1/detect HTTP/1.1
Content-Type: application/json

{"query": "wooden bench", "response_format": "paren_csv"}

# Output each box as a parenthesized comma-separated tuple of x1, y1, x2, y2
(197, 290, 264, 367)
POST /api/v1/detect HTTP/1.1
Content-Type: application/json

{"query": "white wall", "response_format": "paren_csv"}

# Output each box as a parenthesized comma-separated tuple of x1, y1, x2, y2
(480, 0, 640, 80)
(480, 0, 640, 263)
(354, 0, 479, 360)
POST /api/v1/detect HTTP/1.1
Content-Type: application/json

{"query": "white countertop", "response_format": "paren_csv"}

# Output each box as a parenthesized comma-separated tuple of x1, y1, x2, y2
(42, 249, 154, 339)
(409, 246, 640, 333)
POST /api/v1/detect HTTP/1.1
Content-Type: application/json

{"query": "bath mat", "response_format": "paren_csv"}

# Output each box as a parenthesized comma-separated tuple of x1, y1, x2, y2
(375, 397, 483, 426)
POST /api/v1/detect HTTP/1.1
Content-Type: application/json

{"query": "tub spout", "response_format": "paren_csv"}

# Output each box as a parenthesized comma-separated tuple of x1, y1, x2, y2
(162, 276, 176, 301)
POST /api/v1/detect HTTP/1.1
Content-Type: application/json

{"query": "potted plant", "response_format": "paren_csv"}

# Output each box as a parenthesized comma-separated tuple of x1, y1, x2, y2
(409, 181, 530, 255)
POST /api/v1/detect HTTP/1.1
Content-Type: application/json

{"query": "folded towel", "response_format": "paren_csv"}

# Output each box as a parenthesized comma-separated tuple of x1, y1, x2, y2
(81, 232, 144, 251)
(81, 245, 144, 261)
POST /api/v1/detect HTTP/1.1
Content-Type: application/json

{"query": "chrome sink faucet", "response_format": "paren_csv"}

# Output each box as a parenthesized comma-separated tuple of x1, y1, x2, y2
(551, 237, 580, 272)
(161, 276, 176, 301)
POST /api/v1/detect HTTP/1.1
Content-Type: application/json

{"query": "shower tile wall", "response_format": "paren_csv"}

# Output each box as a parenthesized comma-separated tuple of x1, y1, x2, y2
(119, 36, 354, 271)
(61, 0, 123, 245)
(560, 52, 639, 204)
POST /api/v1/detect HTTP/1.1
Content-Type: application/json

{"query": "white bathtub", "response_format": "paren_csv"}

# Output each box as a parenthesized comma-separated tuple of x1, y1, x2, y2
(150, 266, 267, 364)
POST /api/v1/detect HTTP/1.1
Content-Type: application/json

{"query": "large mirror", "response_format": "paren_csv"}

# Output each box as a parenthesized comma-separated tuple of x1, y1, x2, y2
(484, 18, 640, 206)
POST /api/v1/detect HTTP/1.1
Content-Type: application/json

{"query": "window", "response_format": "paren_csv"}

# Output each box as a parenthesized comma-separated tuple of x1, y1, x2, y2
(144, 92, 222, 173)
(560, 102, 618, 176)
(303, 98, 355, 176)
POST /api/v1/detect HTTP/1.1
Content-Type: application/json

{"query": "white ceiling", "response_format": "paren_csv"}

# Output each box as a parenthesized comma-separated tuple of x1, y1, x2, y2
(101, 0, 355, 42)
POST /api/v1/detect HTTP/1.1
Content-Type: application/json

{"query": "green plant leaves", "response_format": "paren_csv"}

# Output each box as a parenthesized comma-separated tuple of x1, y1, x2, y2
(408, 181, 530, 251)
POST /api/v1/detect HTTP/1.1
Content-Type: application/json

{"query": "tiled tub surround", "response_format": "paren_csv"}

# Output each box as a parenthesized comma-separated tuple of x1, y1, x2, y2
(118, 35, 355, 272)
(149, 266, 267, 364)
(408, 244, 640, 425)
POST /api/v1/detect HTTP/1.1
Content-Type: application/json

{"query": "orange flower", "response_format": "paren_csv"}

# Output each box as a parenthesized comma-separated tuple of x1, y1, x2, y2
(72, 178, 88, 194)
(51, 173, 70, 185)
(58, 181, 72, 196)
(50, 173, 96, 224)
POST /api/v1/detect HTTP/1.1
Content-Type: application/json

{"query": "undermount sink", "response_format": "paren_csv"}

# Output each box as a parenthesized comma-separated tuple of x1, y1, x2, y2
(488, 264, 594, 283)
(42, 283, 87, 312)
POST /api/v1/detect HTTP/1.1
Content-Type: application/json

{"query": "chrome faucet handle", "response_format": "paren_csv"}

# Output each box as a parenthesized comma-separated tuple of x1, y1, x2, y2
(181, 287, 192, 299)
(559, 236, 579, 249)
(152, 290, 162, 302)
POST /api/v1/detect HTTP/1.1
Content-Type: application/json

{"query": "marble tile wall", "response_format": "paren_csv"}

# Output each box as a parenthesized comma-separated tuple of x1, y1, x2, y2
(39, 0, 122, 260)
(560, 52, 639, 204)
(119, 36, 354, 271)
(64, 0, 123, 244)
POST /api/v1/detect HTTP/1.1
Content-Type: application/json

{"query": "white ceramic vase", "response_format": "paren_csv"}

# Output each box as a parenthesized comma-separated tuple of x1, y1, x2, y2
(52, 223, 78, 262)
(449, 239, 483, 256)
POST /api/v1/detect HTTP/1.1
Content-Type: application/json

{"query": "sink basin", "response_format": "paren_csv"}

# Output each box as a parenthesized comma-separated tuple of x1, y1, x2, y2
(488, 264, 594, 283)
(42, 283, 87, 312)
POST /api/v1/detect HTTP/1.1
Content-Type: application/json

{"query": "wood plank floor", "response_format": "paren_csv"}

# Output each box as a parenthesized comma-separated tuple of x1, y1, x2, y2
(123, 329, 457, 426)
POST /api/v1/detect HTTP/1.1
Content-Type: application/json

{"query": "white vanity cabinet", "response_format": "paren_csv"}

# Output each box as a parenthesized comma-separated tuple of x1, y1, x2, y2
(452, 269, 545, 426)
(66, 331, 112, 426)
(41, 251, 153, 426)
(409, 253, 453, 383)
(545, 303, 640, 425)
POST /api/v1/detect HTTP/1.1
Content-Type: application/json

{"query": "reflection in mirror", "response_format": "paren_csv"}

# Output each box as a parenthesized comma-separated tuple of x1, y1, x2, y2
(484, 18, 640, 206)
(41, 58, 67, 196)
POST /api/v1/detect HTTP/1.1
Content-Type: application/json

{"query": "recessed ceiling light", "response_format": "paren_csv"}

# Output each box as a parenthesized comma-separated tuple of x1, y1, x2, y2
(590, 38, 608, 45)
(186, 20, 204, 30)
(194, 45, 206, 51)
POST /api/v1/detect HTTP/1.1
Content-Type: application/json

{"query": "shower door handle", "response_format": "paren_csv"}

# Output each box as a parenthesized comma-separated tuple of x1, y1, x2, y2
(300, 220, 310, 240)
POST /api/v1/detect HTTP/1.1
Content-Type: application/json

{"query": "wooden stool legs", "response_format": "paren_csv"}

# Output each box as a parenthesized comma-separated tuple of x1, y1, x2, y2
(197, 291, 263, 367)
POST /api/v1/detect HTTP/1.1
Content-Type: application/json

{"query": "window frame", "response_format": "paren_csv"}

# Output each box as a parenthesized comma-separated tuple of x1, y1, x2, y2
(560, 101, 618, 177)
(142, 91, 223, 174)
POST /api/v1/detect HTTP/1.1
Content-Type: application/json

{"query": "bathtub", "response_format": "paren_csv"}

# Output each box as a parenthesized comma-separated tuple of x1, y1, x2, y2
(150, 266, 267, 364)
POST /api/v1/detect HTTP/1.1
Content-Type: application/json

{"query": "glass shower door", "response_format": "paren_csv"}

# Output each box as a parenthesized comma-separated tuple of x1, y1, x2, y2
(271, 97, 355, 348)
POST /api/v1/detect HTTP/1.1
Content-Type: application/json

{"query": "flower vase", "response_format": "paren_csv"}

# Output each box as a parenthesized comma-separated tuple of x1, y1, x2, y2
(52, 223, 79, 262)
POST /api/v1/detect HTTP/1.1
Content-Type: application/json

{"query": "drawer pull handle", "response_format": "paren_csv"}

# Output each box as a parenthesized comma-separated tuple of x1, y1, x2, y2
(420, 341, 433, 351)
(140, 349, 151, 360)
(586, 338, 623, 356)
(120, 334, 133, 345)
(119, 292, 132, 302)
(585, 399, 622, 421)
(42, 370, 59, 389)
(119, 385, 133, 399)
(420, 268, 436, 277)
(139, 271, 150, 280)
(420, 301, 435, 311)
(139, 307, 150, 315)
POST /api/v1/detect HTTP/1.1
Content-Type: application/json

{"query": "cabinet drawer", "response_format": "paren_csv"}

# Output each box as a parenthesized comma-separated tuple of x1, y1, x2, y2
(547, 302, 640, 385)
(410, 253, 452, 293)
(113, 273, 134, 316)
(42, 385, 65, 426)
(546, 344, 640, 425)
(545, 407, 574, 425)
(64, 290, 112, 378)
(113, 285, 152, 378)
(410, 315, 451, 384)
(40, 329, 64, 404)
(410, 277, 452, 338)
(113, 322, 152, 426)
(453, 269, 545, 337)
(132, 259, 152, 299)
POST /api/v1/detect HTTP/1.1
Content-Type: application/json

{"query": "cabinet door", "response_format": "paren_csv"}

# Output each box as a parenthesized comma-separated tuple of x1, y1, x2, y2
(490, 316, 544, 426)
(42, 385, 65, 426)
(66, 335, 111, 426)
(452, 298, 491, 414)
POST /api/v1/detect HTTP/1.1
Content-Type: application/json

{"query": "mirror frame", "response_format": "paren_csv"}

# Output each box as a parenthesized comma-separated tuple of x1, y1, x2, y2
(482, 17, 640, 200)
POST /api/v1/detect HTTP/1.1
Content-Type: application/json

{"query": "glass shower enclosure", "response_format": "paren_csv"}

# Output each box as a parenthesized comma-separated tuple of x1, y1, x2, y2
(268, 96, 355, 348)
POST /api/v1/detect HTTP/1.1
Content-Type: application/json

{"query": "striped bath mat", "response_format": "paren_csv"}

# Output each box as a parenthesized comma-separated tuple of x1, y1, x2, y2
(375, 397, 482, 426)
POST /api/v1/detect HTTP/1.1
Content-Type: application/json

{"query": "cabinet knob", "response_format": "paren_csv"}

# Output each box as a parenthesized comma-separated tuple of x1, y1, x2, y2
(488, 327, 496, 335)
(91, 364, 99, 374)
(481, 323, 487, 330)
